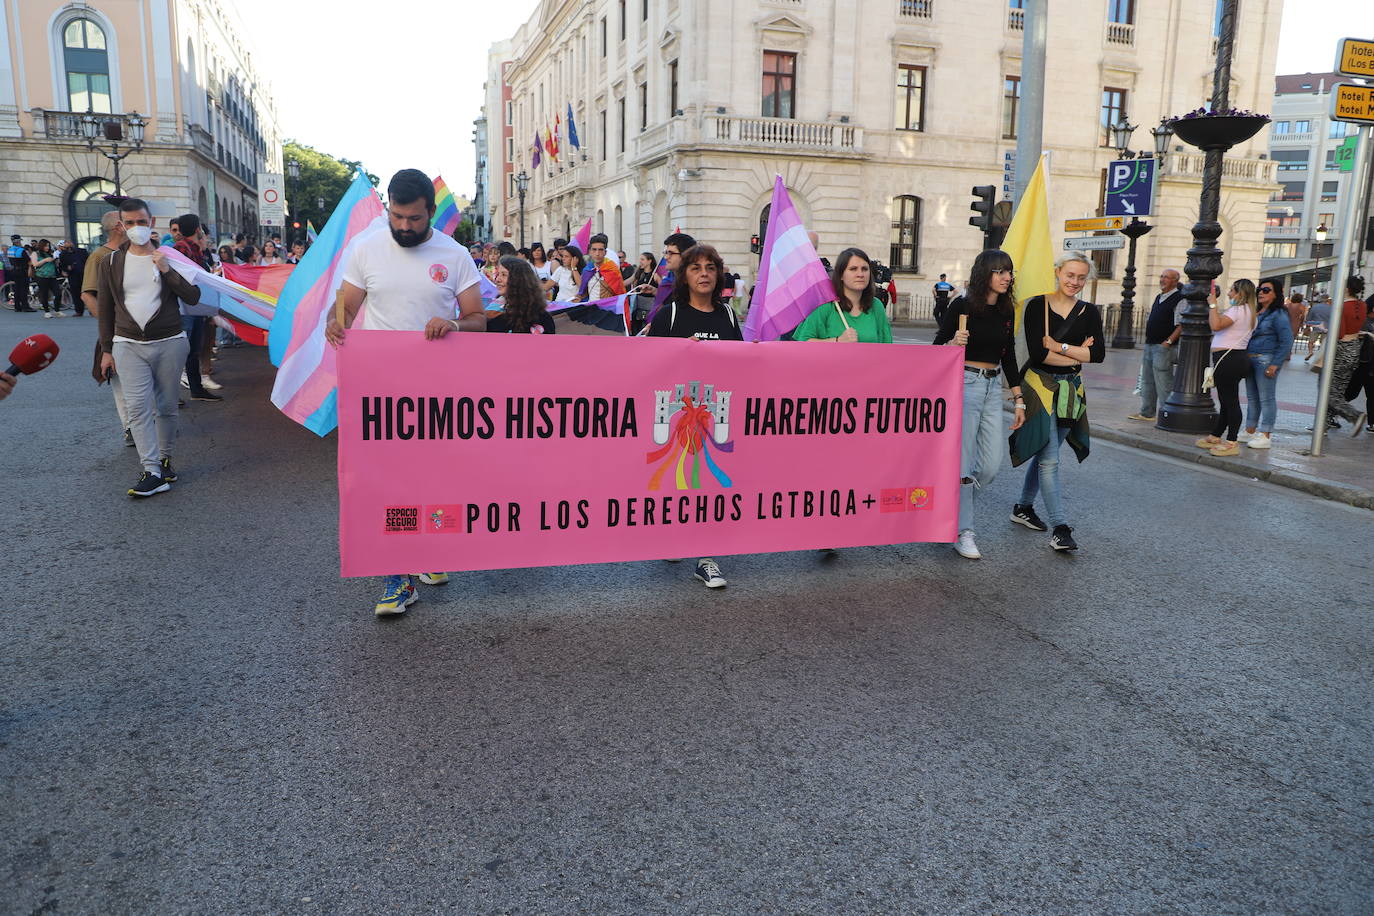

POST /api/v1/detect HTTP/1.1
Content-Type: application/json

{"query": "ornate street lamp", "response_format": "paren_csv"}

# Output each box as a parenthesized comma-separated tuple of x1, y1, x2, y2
(1157, 0, 1270, 433)
(1151, 120, 1174, 159)
(286, 157, 300, 243)
(1111, 119, 1138, 158)
(83, 111, 146, 195)
(515, 170, 530, 249)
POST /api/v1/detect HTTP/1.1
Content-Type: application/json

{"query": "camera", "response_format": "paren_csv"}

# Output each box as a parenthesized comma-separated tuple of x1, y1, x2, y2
(871, 260, 892, 285)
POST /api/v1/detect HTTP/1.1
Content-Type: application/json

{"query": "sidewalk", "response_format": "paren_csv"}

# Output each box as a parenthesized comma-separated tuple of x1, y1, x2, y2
(892, 319, 1373, 510)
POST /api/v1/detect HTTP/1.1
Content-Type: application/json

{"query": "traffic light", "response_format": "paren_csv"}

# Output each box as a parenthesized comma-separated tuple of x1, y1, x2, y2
(292, 221, 301, 230)
(969, 185, 995, 235)
(750, 233, 761, 255)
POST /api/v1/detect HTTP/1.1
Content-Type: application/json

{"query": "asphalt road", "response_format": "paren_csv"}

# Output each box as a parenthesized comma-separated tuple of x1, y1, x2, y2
(2, 314, 1371, 915)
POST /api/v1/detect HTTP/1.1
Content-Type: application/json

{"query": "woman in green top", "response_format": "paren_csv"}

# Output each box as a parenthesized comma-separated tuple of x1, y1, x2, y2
(31, 239, 62, 317)
(792, 248, 894, 344)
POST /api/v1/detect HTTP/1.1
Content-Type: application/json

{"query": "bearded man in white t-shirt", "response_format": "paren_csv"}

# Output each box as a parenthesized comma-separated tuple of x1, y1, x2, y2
(325, 168, 486, 618)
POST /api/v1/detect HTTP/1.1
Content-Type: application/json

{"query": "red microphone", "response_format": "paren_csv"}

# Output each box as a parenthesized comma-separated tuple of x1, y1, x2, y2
(7, 334, 60, 376)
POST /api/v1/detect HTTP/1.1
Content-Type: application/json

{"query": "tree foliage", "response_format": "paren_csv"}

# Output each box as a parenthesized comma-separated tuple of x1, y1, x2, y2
(282, 140, 379, 240)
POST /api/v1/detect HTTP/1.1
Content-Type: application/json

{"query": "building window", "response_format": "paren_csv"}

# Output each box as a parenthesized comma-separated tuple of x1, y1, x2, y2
(617, 97, 626, 153)
(1272, 180, 1305, 201)
(669, 60, 679, 116)
(1100, 87, 1127, 146)
(619, 0, 626, 41)
(757, 204, 771, 254)
(1107, 0, 1133, 23)
(1329, 120, 1349, 138)
(1091, 245, 1115, 280)
(1324, 149, 1340, 170)
(890, 195, 921, 271)
(1272, 121, 1290, 135)
(600, 108, 607, 160)
(1262, 242, 1298, 259)
(506, 138, 514, 162)
(1318, 212, 1334, 226)
(1273, 150, 1309, 171)
(600, 17, 607, 56)
(506, 101, 512, 125)
(1265, 214, 1300, 228)
(1321, 180, 1338, 202)
(1294, 119, 1310, 133)
(639, 81, 648, 131)
(68, 177, 117, 247)
(642, 0, 648, 20)
(1002, 76, 1021, 139)
(761, 51, 796, 119)
(63, 18, 112, 113)
(894, 65, 926, 132)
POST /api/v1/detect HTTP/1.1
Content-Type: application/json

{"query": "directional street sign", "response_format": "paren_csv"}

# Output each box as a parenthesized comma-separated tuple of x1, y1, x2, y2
(1064, 236, 1125, 251)
(1331, 84, 1374, 125)
(1335, 135, 1359, 172)
(1336, 37, 1374, 79)
(1105, 158, 1156, 218)
(1064, 216, 1125, 232)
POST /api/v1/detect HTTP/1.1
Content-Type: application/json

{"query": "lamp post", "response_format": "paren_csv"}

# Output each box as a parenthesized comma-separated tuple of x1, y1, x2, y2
(286, 157, 300, 245)
(515, 170, 530, 249)
(1157, 0, 1269, 433)
(1312, 222, 1328, 298)
(1108, 119, 1152, 349)
(81, 111, 146, 195)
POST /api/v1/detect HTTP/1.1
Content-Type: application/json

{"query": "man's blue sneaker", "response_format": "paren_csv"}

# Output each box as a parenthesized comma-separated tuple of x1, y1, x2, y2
(375, 575, 417, 617)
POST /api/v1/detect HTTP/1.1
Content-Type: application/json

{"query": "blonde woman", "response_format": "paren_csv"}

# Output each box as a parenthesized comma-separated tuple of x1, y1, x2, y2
(1009, 252, 1105, 553)
(1194, 278, 1256, 456)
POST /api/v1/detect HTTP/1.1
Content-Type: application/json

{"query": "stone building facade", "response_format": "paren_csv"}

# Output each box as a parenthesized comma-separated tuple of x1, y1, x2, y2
(1, 0, 282, 248)
(484, 0, 1281, 312)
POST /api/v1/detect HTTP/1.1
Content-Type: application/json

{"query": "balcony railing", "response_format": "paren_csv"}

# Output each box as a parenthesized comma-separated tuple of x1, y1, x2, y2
(1271, 132, 1313, 144)
(1264, 226, 1302, 237)
(543, 161, 589, 198)
(189, 123, 214, 159)
(1106, 21, 1135, 46)
(1162, 151, 1277, 184)
(36, 109, 137, 140)
(1008, 7, 1024, 30)
(706, 114, 861, 153)
(898, 0, 933, 20)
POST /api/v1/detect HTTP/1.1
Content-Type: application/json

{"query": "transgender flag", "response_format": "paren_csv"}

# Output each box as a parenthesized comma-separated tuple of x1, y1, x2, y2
(269, 173, 385, 436)
(741, 175, 833, 342)
(432, 175, 461, 237)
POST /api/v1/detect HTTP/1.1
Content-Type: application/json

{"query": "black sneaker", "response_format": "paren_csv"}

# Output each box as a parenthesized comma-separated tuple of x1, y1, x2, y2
(190, 390, 223, 402)
(1011, 503, 1048, 532)
(123, 428, 135, 447)
(159, 457, 178, 482)
(1050, 525, 1078, 552)
(127, 471, 170, 498)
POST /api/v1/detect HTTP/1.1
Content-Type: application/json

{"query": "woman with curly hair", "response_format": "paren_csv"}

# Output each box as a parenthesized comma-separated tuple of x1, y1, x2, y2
(487, 256, 555, 334)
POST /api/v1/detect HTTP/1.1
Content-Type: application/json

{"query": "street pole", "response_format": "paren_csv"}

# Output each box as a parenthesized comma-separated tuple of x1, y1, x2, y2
(1013, 0, 1046, 208)
(518, 188, 527, 249)
(1309, 122, 1373, 456)
(1111, 217, 1153, 348)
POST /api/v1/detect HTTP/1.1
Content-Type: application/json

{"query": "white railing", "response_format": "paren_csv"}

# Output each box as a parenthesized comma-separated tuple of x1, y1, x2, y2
(1106, 21, 1135, 46)
(898, 0, 933, 20)
(1271, 132, 1313, 144)
(1161, 152, 1277, 183)
(1008, 7, 1024, 30)
(707, 115, 861, 152)
(1264, 226, 1302, 237)
(632, 120, 672, 161)
(543, 162, 588, 198)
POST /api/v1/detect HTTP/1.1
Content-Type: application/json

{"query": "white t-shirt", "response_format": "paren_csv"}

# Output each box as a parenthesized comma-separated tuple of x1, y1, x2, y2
(532, 261, 553, 281)
(550, 265, 574, 300)
(122, 254, 161, 330)
(343, 230, 480, 331)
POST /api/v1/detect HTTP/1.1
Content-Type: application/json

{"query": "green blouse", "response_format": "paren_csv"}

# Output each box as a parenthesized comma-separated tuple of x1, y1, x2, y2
(792, 299, 893, 343)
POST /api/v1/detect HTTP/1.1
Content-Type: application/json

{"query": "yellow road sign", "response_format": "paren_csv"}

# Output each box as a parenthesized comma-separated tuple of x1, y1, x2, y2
(1336, 37, 1374, 79)
(1063, 216, 1125, 232)
(1331, 84, 1374, 125)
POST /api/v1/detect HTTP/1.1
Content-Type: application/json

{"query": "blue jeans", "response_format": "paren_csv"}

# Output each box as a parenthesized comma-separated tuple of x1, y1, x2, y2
(958, 371, 1007, 534)
(1018, 424, 1072, 530)
(1244, 354, 1279, 433)
(1138, 343, 1176, 417)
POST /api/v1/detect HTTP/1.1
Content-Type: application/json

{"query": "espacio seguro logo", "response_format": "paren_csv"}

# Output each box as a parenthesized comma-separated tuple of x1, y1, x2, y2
(383, 505, 420, 534)
(646, 381, 734, 491)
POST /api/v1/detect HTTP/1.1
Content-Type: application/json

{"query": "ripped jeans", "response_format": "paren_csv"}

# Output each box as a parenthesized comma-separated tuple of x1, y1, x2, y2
(958, 371, 1007, 534)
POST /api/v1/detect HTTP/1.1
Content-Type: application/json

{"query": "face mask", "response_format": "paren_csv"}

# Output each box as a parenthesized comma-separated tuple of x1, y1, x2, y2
(126, 226, 153, 246)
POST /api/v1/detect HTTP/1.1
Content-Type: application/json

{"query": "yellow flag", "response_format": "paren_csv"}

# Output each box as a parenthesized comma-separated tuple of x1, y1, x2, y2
(1002, 153, 1055, 370)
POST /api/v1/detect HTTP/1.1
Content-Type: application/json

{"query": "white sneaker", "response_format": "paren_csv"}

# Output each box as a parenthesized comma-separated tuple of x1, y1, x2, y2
(180, 372, 191, 389)
(43, 311, 52, 319)
(201, 375, 223, 390)
(1247, 432, 1272, 449)
(1237, 430, 1253, 442)
(694, 558, 727, 588)
(954, 530, 982, 559)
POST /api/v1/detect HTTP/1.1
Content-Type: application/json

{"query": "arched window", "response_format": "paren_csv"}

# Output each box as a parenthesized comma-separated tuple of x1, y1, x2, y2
(755, 203, 771, 257)
(613, 205, 623, 248)
(197, 188, 208, 224)
(68, 178, 117, 247)
(63, 18, 111, 113)
(890, 195, 921, 271)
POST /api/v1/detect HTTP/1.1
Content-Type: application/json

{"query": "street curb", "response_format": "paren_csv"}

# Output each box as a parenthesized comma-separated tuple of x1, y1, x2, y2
(1091, 425, 1374, 511)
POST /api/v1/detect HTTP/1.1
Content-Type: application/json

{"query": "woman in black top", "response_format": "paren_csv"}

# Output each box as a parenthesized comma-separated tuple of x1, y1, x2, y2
(646, 243, 740, 590)
(486, 256, 555, 334)
(1009, 252, 1106, 552)
(933, 249, 1025, 560)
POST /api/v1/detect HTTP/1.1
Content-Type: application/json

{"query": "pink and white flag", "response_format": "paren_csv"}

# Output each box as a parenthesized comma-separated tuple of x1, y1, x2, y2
(741, 175, 834, 342)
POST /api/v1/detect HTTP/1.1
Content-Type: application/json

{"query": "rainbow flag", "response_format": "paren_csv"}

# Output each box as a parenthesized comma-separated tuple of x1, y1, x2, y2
(432, 175, 461, 237)
(220, 262, 295, 304)
(305, 221, 318, 244)
(269, 173, 386, 436)
(742, 175, 833, 342)
(576, 258, 627, 299)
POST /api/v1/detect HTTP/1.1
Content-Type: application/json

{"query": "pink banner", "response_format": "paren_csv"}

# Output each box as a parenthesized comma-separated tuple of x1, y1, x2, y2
(337, 332, 963, 576)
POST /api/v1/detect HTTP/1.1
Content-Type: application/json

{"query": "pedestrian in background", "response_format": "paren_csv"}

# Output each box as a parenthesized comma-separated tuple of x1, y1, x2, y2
(1009, 253, 1105, 553)
(932, 249, 1025, 560)
(487, 256, 555, 334)
(1195, 278, 1256, 456)
(259, 240, 284, 265)
(1323, 274, 1369, 435)
(58, 240, 89, 316)
(5, 234, 33, 311)
(1127, 268, 1184, 422)
(1284, 291, 1306, 358)
(32, 239, 62, 317)
(82, 211, 132, 446)
(1240, 277, 1293, 450)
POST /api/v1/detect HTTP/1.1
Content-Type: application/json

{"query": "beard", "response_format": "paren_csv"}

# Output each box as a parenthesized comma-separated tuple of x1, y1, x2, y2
(391, 227, 425, 248)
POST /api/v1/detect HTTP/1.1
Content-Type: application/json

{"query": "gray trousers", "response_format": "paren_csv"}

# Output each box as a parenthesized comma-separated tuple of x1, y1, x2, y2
(110, 370, 129, 431)
(113, 335, 189, 474)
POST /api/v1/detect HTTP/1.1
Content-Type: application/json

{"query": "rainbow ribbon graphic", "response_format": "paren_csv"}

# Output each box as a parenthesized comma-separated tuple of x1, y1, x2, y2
(646, 394, 734, 491)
